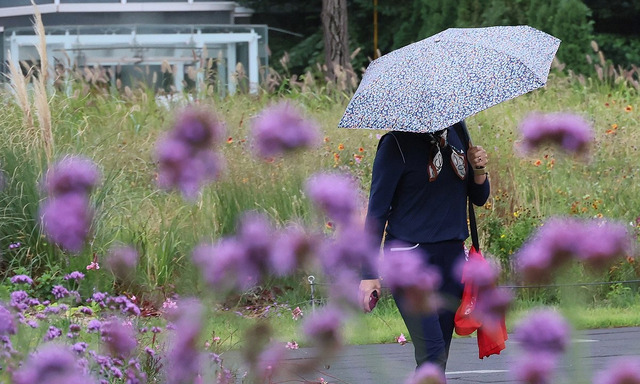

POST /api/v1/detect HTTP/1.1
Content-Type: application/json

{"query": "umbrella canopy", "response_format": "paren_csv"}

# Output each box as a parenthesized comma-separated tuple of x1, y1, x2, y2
(338, 25, 561, 133)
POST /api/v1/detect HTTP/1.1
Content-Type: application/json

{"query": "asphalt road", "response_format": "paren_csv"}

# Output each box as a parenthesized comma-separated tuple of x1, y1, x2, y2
(225, 327, 640, 384)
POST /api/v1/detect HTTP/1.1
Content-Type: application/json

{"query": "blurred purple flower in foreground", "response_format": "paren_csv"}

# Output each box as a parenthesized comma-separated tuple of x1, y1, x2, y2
(0, 303, 17, 335)
(106, 244, 139, 281)
(306, 172, 361, 225)
(40, 194, 93, 253)
(156, 106, 226, 200)
(405, 361, 446, 384)
(13, 343, 96, 384)
(251, 101, 319, 158)
(270, 225, 319, 276)
(39, 156, 101, 253)
(166, 298, 204, 384)
(321, 226, 378, 275)
(518, 112, 594, 154)
(514, 309, 571, 355)
(303, 306, 344, 356)
(380, 245, 442, 313)
(100, 318, 137, 358)
(593, 357, 640, 384)
(43, 156, 101, 197)
(516, 217, 632, 283)
(511, 352, 557, 384)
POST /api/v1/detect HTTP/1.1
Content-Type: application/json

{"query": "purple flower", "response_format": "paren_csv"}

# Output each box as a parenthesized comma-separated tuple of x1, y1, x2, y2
(106, 245, 138, 280)
(321, 226, 379, 275)
(155, 107, 225, 200)
(72, 342, 88, 355)
(166, 299, 203, 384)
(513, 309, 571, 355)
(79, 306, 93, 315)
(518, 112, 594, 154)
(101, 318, 137, 358)
(10, 274, 33, 285)
(39, 193, 93, 253)
(593, 357, 640, 384)
(256, 343, 287, 381)
(405, 362, 446, 384)
(10, 290, 30, 312)
(52, 285, 70, 299)
(516, 217, 632, 283)
(0, 303, 17, 335)
(575, 220, 631, 269)
(43, 156, 101, 197)
(251, 101, 319, 158)
(193, 212, 274, 291)
(45, 326, 63, 341)
(379, 244, 442, 313)
(151, 326, 162, 334)
(13, 343, 96, 384)
(87, 319, 102, 333)
(270, 226, 319, 276)
(302, 306, 343, 355)
(171, 106, 225, 149)
(306, 172, 361, 225)
(64, 271, 85, 281)
(512, 352, 557, 384)
(9, 242, 22, 249)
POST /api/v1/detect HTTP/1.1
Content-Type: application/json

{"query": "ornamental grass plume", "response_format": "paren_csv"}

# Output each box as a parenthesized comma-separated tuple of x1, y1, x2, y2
(306, 172, 361, 225)
(12, 343, 97, 384)
(155, 106, 226, 200)
(251, 101, 320, 158)
(379, 244, 442, 313)
(593, 357, 640, 384)
(405, 362, 446, 384)
(517, 112, 594, 155)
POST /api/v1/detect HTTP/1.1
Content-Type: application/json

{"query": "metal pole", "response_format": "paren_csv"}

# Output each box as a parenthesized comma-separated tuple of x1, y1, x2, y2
(308, 275, 316, 312)
(373, 0, 379, 59)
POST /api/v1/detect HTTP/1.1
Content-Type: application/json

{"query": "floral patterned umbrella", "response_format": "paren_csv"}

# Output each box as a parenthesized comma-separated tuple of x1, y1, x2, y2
(338, 26, 561, 133)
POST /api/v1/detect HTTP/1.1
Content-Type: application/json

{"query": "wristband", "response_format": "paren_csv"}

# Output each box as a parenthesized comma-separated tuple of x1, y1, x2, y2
(473, 167, 488, 176)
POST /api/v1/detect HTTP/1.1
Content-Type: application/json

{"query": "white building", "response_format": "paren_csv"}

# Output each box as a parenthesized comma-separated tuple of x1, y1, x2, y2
(0, 0, 268, 94)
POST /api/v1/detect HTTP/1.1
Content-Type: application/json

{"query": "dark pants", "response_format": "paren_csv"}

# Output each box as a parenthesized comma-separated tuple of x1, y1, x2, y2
(386, 237, 465, 371)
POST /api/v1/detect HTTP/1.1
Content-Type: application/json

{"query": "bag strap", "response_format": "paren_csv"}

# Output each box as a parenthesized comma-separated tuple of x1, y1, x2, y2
(453, 122, 480, 252)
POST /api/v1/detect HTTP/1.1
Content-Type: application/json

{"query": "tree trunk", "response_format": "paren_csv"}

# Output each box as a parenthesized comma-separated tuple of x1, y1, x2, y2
(321, 0, 353, 86)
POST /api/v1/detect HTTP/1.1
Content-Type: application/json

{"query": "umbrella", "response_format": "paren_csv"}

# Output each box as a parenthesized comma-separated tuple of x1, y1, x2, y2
(338, 25, 561, 133)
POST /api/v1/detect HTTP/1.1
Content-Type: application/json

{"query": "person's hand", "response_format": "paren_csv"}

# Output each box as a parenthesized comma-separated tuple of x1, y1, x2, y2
(467, 145, 488, 170)
(359, 279, 381, 313)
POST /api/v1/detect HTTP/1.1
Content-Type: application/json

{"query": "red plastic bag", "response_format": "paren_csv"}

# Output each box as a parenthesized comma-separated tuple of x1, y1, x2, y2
(454, 246, 508, 358)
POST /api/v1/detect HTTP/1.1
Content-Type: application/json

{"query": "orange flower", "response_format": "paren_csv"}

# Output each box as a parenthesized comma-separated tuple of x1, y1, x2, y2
(338, 143, 345, 151)
(358, 147, 365, 152)
(324, 136, 330, 143)
(354, 154, 363, 164)
(625, 105, 633, 112)
(534, 159, 542, 166)
(604, 102, 610, 107)
(227, 137, 233, 143)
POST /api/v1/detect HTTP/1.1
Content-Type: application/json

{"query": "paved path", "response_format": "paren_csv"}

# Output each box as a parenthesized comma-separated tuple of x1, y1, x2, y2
(225, 327, 640, 383)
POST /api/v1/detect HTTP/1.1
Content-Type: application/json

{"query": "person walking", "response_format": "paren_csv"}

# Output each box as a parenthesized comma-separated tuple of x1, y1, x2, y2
(359, 120, 490, 373)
